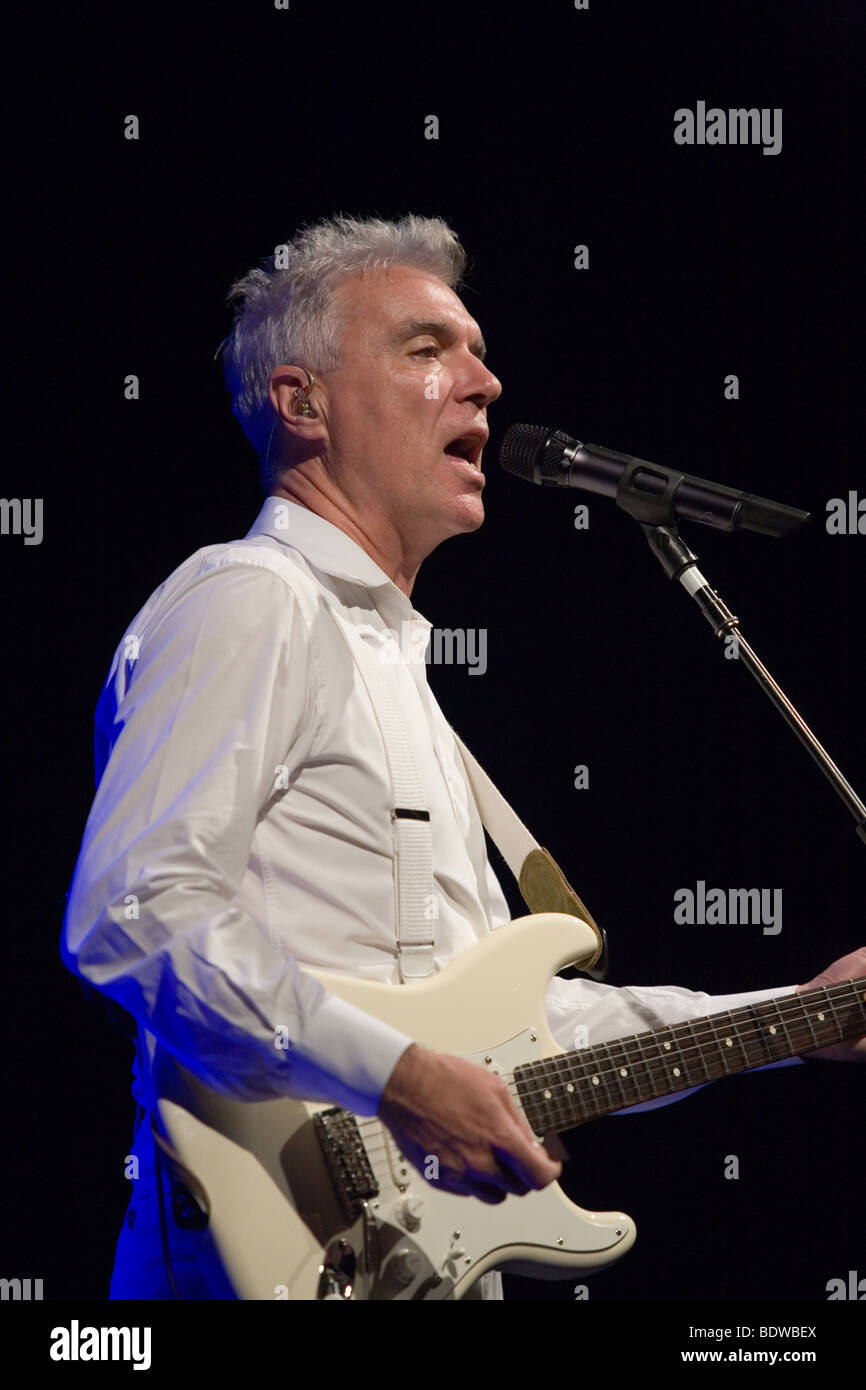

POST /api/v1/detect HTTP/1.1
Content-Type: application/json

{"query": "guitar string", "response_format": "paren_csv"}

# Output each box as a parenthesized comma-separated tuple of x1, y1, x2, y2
(349, 981, 864, 1176)
(508, 999, 865, 1112)
(478, 984, 861, 1112)
(485, 980, 865, 1115)
(355, 979, 864, 1130)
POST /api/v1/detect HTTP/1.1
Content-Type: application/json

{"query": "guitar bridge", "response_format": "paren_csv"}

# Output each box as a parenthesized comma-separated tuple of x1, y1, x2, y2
(313, 1108, 379, 1221)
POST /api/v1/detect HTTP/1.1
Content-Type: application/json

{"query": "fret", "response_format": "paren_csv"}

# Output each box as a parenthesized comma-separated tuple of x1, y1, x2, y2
(684, 1017, 713, 1082)
(771, 998, 796, 1057)
(798, 994, 821, 1051)
(555, 1051, 584, 1118)
(597, 1040, 621, 1112)
(543, 1052, 570, 1085)
(512, 977, 865, 1137)
(712, 1012, 736, 1076)
(746, 1002, 782, 1064)
(657, 1025, 692, 1091)
(763, 993, 806, 1059)
(522, 1062, 551, 1133)
(679, 1029, 697, 1088)
(574, 1049, 606, 1119)
(578, 1044, 618, 1119)
(728, 1006, 756, 1067)
(653, 1030, 675, 1092)
(632, 1031, 662, 1100)
(512, 1064, 539, 1131)
(604, 1040, 633, 1109)
(518, 1054, 584, 1132)
(532, 1056, 561, 1131)
(808, 984, 846, 1050)
(726, 1007, 756, 1072)
(565, 1054, 593, 1126)
(520, 1066, 547, 1134)
(702, 1015, 733, 1082)
(821, 986, 844, 1043)
(549, 1058, 582, 1130)
(606, 1033, 637, 1103)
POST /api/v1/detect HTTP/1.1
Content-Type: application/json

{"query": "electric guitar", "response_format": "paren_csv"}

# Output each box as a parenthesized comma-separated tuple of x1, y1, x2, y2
(152, 912, 865, 1299)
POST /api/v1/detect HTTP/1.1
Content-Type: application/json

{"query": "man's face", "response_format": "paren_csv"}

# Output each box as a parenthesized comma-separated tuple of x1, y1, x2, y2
(316, 264, 502, 550)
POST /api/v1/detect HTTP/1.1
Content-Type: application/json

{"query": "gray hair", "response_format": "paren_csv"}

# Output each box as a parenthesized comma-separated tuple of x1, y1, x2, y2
(219, 213, 468, 488)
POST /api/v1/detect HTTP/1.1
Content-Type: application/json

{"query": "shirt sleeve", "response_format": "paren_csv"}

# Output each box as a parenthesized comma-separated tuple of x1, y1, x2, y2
(544, 975, 804, 1115)
(61, 557, 414, 1116)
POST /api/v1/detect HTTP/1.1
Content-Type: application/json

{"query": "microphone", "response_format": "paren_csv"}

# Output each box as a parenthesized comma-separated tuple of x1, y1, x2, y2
(499, 423, 810, 537)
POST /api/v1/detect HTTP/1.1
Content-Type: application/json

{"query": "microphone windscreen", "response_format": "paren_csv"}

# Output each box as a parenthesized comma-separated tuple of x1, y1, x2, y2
(499, 422, 549, 480)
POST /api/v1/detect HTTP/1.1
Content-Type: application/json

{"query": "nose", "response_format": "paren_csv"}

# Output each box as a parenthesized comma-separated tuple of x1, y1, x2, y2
(458, 352, 502, 410)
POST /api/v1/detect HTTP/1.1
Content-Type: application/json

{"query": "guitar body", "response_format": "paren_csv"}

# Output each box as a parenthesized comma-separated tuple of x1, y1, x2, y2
(153, 913, 636, 1300)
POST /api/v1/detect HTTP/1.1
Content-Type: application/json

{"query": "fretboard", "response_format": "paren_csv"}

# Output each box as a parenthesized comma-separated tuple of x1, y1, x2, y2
(513, 977, 866, 1135)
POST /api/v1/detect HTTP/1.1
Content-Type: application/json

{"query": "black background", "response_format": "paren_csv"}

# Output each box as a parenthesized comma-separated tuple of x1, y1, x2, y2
(3, 0, 863, 1308)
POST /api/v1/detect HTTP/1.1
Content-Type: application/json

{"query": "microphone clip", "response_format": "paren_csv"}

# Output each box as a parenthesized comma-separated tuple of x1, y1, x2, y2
(615, 457, 690, 528)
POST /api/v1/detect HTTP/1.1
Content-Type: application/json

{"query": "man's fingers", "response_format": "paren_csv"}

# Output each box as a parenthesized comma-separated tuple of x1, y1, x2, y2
(425, 1131, 560, 1200)
(542, 1133, 569, 1164)
(467, 1179, 509, 1205)
(381, 1048, 565, 1201)
(493, 1140, 561, 1192)
(510, 1101, 568, 1162)
(429, 1166, 511, 1202)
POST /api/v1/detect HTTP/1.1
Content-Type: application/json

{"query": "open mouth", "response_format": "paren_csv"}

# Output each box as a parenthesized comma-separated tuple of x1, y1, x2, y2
(443, 434, 485, 469)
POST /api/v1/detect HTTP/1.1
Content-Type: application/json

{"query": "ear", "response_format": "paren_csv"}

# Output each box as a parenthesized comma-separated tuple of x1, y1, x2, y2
(267, 364, 327, 446)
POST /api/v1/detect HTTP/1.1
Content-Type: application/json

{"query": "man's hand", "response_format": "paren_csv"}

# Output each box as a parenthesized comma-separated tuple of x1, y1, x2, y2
(798, 947, 866, 1062)
(378, 1044, 562, 1203)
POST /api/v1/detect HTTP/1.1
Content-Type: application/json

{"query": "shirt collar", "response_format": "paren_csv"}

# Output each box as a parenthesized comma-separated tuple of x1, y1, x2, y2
(245, 495, 431, 629)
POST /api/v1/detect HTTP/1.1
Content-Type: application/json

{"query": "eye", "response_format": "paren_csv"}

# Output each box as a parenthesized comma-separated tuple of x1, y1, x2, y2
(412, 344, 440, 357)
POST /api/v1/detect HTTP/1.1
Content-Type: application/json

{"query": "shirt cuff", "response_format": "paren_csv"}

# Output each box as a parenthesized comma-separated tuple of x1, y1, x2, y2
(295, 992, 415, 1117)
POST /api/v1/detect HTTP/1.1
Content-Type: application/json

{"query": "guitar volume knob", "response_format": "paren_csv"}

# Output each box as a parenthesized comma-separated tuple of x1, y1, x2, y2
(389, 1246, 425, 1287)
(395, 1196, 424, 1231)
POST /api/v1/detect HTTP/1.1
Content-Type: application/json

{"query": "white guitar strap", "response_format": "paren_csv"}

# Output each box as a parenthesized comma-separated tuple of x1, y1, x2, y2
(324, 606, 437, 982)
(324, 600, 607, 982)
(451, 733, 537, 883)
(452, 733, 607, 978)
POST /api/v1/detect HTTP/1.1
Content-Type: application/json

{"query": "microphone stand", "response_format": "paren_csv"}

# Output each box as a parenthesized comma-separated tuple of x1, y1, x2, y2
(614, 478, 866, 849)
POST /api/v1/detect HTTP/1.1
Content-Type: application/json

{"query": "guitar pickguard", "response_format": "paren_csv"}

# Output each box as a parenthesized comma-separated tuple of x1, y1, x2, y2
(155, 913, 635, 1299)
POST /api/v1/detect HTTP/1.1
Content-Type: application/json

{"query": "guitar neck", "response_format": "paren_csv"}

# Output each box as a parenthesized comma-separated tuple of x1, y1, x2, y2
(514, 977, 866, 1136)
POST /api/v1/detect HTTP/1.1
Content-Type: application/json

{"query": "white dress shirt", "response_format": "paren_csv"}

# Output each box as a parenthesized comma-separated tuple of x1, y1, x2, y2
(62, 495, 800, 1124)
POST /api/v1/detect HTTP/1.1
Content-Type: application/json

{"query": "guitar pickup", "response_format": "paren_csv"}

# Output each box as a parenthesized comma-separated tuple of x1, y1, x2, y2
(313, 1107, 379, 1221)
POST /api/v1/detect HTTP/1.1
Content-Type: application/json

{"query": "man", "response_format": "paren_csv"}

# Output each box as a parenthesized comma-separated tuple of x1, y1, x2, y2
(61, 213, 864, 1301)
